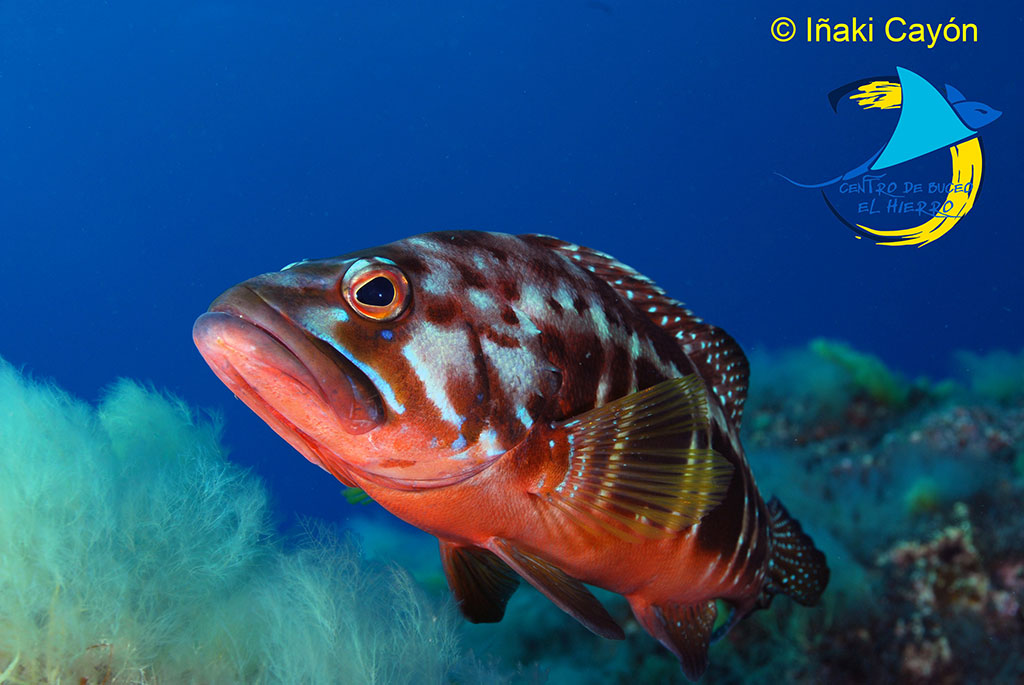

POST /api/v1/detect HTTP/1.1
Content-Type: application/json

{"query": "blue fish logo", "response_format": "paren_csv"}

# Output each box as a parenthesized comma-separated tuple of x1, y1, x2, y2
(779, 66, 1001, 189)
(779, 67, 1002, 247)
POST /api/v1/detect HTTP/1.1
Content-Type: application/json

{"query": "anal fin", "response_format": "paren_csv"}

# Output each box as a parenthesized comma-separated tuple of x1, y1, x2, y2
(490, 538, 624, 640)
(630, 597, 717, 681)
(439, 541, 520, 623)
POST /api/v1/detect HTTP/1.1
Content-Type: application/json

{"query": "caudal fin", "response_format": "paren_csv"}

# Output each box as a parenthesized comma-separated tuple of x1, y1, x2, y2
(765, 497, 829, 606)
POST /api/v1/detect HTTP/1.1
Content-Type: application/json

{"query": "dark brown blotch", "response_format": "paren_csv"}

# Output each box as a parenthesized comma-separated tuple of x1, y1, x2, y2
(498, 278, 520, 302)
(572, 295, 590, 314)
(483, 326, 521, 349)
(500, 306, 519, 326)
(526, 392, 548, 420)
(540, 329, 567, 362)
(605, 304, 626, 330)
(560, 335, 604, 416)
(696, 430, 745, 554)
(457, 263, 488, 289)
(488, 246, 510, 263)
(381, 458, 418, 469)
(546, 296, 563, 315)
(399, 255, 429, 275)
(634, 356, 667, 392)
(607, 345, 632, 400)
(444, 233, 483, 249)
(425, 300, 462, 324)
(444, 373, 486, 444)
(651, 331, 689, 373)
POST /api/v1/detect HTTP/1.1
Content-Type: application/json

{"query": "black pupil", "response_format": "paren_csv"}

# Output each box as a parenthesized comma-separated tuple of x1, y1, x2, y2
(355, 276, 395, 307)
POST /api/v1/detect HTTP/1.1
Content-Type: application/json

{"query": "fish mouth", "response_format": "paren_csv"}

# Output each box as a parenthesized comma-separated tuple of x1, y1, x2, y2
(193, 286, 384, 444)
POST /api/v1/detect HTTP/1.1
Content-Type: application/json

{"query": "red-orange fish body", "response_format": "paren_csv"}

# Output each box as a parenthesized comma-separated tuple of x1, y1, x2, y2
(194, 231, 828, 679)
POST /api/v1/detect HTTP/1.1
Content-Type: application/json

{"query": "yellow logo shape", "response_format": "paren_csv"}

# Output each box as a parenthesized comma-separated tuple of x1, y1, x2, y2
(853, 139, 981, 246)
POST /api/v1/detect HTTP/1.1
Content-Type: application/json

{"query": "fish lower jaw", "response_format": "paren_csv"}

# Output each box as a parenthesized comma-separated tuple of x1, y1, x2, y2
(194, 304, 381, 436)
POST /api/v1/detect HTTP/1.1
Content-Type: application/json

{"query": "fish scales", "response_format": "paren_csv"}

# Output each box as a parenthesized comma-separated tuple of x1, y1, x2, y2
(193, 230, 829, 679)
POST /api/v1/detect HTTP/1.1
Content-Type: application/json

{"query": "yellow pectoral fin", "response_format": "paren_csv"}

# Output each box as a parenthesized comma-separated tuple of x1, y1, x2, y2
(543, 376, 733, 542)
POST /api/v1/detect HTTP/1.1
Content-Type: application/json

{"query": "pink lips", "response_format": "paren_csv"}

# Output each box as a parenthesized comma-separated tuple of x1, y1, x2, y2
(193, 287, 383, 437)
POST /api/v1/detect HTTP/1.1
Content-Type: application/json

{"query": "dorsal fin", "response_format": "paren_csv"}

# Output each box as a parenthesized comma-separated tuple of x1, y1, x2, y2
(524, 233, 705, 328)
(439, 541, 520, 623)
(678, 324, 750, 429)
(527, 234, 750, 429)
(541, 377, 733, 541)
(490, 538, 624, 640)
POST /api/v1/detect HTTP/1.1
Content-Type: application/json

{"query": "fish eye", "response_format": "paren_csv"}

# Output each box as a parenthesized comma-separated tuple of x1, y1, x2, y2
(355, 276, 395, 307)
(343, 259, 410, 321)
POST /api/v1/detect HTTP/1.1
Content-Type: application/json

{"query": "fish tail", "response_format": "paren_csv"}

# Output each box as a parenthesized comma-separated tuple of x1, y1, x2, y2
(774, 171, 842, 189)
(764, 497, 829, 606)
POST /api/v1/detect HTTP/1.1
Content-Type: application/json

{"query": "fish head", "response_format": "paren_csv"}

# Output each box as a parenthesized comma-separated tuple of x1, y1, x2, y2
(193, 232, 550, 490)
(953, 99, 1002, 130)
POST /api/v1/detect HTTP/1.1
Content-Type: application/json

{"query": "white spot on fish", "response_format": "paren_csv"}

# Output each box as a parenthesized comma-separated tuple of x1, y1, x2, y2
(481, 335, 539, 407)
(469, 289, 496, 312)
(555, 284, 575, 311)
(478, 428, 504, 457)
(629, 332, 641, 359)
(516, 283, 547, 329)
(516, 405, 534, 429)
(420, 259, 458, 295)
(402, 321, 472, 427)
(588, 305, 610, 339)
(596, 376, 610, 404)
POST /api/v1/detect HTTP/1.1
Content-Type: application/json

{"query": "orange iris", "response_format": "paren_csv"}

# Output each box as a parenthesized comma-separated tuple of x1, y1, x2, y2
(343, 260, 410, 321)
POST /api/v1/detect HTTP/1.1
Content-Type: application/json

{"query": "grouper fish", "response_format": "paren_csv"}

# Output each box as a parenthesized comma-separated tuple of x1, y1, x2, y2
(193, 231, 829, 679)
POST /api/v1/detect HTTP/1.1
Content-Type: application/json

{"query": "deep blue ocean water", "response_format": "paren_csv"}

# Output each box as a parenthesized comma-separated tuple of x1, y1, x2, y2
(2, 1, 1019, 528)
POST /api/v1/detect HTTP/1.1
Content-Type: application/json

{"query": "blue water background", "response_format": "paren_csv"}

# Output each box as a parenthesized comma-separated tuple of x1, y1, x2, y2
(2, 1, 1019, 526)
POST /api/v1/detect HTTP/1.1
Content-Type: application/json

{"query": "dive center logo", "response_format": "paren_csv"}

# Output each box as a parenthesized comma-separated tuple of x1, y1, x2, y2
(779, 67, 1001, 246)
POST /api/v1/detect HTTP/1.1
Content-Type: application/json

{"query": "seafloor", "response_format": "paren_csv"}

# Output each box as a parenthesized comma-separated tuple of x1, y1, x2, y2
(1, 339, 1021, 683)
